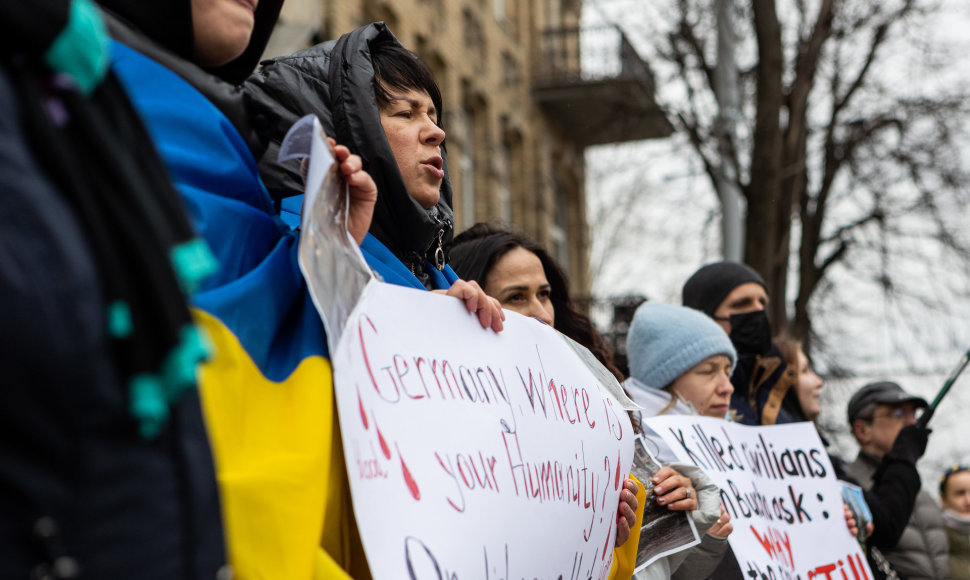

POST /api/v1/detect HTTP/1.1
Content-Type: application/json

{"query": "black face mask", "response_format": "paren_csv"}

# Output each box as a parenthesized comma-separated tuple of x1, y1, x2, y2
(727, 310, 772, 355)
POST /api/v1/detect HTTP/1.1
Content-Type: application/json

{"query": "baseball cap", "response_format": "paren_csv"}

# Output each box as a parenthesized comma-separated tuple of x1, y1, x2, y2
(847, 380, 928, 424)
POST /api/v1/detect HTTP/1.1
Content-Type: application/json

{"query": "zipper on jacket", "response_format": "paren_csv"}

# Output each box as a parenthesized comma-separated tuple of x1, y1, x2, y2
(433, 229, 445, 271)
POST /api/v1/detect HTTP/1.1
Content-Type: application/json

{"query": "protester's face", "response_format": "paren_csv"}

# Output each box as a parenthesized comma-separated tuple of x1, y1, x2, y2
(855, 402, 918, 456)
(191, 0, 257, 67)
(484, 247, 555, 327)
(795, 348, 824, 421)
(712, 282, 768, 334)
(669, 354, 734, 418)
(942, 471, 970, 515)
(379, 88, 447, 210)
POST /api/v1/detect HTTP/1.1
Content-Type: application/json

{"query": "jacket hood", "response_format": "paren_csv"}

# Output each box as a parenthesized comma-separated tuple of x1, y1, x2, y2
(97, 0, 283, 84)
(245, 22, 455, 274)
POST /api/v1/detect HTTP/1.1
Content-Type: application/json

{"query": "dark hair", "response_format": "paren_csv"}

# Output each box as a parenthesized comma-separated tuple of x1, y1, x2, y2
(774, 335, 802, 372)
(449, 223, 623, 382)
(371, 39, 444, 128)
(775, 334, 812, 422)
(940, 464, 970, 495)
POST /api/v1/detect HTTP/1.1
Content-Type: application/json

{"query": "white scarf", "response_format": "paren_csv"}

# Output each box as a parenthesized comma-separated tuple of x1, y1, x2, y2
(943, 508, 970, 534)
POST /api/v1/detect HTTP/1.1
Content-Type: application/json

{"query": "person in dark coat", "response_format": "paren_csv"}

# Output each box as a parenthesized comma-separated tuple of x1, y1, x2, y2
(0, 0, 224, 577)
(246, 24, 472, 291)
(845, 381, 951, 580)
(245, 22, 504, 325)
(245, 29, 660, 564)
(682, 261, 797, 425)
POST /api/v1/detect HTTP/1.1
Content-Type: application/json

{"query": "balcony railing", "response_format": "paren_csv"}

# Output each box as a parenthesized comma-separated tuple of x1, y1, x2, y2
(534, 25, 656, 90)
(531, 24, 671, 146)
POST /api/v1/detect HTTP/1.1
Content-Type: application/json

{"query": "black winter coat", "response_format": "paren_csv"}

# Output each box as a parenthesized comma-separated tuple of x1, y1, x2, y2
(0, 0, 240, 575)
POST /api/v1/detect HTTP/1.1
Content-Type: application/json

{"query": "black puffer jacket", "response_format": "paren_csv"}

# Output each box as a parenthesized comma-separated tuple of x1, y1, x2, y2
(244, 22, 456, 287)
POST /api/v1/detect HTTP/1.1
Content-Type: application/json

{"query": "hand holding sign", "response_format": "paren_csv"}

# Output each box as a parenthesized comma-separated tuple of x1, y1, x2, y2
(432, 279, 505, 332)
(652, 466, 698, 511)
(615, 478, 639, 547)
(328, 138, 377, 245)
(708, 507, 733, 538)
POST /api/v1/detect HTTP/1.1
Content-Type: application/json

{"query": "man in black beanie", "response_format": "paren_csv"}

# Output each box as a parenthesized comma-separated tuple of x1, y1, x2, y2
(682, 261, 795, 425)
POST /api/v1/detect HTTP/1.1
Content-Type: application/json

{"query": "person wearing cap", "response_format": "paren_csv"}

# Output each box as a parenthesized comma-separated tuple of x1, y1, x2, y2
(940, 464, 970, 579)
(773, 338, 932, 578)
(681, 261, 796, 425)
(845, 381, 951, 580)
(624, 302, 736, 579)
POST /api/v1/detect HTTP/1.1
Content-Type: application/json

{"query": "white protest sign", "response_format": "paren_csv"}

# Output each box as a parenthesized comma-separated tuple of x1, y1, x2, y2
(332, 282, 635, 579)
(642, 416, 872, 580)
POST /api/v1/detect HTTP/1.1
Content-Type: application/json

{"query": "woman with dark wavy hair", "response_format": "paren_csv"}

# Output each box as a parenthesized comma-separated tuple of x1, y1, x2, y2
(452, 222, 693, 566)
(451, 224, 741, 579)
(449, 222, 624, 381)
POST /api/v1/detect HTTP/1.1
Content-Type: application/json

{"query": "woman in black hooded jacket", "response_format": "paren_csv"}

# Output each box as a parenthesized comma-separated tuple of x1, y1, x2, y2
(245, 23, 498, 298)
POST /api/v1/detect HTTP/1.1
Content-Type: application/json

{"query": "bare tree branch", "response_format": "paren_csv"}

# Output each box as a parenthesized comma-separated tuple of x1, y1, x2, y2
(832, 1, 917, 116)
(596, 0, 970, 367)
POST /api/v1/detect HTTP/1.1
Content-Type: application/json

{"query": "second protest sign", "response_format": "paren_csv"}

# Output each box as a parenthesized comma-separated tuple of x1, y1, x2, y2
(643, 415, 871, 580)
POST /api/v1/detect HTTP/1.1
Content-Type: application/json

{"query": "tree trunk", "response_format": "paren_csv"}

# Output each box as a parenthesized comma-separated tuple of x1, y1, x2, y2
(745, 0, 788, 331)
(784, 0, 837, 349)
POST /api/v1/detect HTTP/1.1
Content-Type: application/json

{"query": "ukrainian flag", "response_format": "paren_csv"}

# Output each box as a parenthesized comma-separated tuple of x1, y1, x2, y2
(112, 42, 365, 579)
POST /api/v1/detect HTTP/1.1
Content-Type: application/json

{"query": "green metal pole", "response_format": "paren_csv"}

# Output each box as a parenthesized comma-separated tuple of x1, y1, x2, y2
(917, 348, 970, 428)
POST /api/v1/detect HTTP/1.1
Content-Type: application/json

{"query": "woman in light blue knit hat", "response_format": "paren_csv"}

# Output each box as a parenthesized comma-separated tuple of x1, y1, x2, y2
(626, 301, 737, 420)
(623, 301, 737, 580)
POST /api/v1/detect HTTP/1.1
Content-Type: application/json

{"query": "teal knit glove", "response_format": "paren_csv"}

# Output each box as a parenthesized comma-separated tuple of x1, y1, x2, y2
(44, 0, 108, 95)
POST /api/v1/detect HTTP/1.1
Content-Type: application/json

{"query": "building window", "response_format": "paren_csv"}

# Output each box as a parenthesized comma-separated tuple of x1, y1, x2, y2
(362, 0, 397, 31)
(494, 0, 517, 35)
(552, 188, 569, 271)
(545, 0, 561, 27)
(496, 142, 511, 223)
(502, 51, 520, 87)
(494, 0, 505, 22)
(463, 9, 486, 71)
